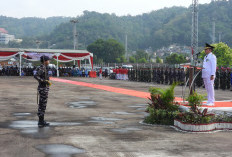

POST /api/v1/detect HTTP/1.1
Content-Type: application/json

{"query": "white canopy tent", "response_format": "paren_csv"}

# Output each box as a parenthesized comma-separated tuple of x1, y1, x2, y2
(0, 48, 93, 77)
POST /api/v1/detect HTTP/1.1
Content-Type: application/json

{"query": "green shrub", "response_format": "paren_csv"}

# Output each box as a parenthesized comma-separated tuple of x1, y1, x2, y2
(144, 108, 179, 125)
(186, 91, 205, 114)
(148, 83, 179, 112)
(144, 83, 180, 125)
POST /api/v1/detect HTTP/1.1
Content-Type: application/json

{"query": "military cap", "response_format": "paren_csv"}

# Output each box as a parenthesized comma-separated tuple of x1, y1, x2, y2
(40, 55, 50, 63)
(204, 43, 215, 50)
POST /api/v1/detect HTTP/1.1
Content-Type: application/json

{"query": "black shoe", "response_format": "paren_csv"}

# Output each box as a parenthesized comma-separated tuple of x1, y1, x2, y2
(38, 116, 50, 128)
(38, 121, 50, 128)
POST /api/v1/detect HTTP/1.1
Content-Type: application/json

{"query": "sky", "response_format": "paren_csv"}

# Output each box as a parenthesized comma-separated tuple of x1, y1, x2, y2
(0, 0, 212, 18)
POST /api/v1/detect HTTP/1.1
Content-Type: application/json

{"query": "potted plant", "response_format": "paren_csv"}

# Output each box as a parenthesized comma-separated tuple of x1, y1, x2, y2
(174, 91, 232, 132)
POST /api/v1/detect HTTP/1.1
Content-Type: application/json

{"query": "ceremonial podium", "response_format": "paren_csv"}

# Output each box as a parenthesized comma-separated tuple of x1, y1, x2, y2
(181, 64, 203, 103)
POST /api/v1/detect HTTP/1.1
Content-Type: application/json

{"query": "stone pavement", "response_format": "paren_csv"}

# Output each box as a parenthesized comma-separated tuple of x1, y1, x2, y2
(0, 77, 232, 157)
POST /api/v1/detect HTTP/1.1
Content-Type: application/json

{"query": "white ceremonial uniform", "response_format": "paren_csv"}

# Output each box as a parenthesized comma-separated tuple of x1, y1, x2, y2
(202, 52, 217, 104)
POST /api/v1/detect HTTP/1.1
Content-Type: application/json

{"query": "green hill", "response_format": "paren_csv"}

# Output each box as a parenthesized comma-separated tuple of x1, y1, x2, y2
(0, 16, 71, 38)
(46, 1, 232, 50)
(1, 1, 232, 51)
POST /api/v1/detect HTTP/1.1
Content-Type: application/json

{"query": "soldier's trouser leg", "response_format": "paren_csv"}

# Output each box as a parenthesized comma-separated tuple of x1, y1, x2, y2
(203, 78, 215, 104)
(37, 87, 49, 117)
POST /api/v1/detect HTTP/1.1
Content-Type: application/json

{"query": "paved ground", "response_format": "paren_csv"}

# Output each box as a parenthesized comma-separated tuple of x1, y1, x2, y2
(0, 76, 232, 157)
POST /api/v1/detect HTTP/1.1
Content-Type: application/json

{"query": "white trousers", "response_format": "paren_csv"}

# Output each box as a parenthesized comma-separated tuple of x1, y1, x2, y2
(116, 74, 119, 80)
(203, 77, 215, 103)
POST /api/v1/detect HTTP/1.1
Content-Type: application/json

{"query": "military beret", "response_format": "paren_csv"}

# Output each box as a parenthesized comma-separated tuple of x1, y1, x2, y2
(40, 55, 50, 63)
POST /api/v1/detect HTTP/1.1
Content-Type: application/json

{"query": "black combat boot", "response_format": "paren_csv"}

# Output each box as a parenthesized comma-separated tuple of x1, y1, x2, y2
(38, 116, 50, 128)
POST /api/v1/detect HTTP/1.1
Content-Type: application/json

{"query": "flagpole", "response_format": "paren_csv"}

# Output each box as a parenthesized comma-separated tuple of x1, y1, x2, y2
(19, 52, 23, 76)
(56, 53, 60, 77)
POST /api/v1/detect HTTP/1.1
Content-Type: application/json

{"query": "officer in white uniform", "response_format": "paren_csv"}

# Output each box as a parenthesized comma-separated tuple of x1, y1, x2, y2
(202, 43, 217, 106)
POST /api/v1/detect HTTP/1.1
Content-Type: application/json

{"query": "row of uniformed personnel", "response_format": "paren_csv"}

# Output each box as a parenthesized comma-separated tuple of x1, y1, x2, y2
(128, 68, 186, 85)
(128, 67, 232, 91)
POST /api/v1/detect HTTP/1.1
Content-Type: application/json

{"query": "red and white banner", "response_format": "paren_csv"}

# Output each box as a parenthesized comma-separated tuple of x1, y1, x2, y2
(0, 52, 18, 61)
(0, 49, 94, 69)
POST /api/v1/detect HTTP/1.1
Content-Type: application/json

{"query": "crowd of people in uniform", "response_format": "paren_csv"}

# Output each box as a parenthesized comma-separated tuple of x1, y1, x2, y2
(112, 68, 129, 80)
(1, 65, 232, 91)
(0, 66, 91, 77)
(125, 67, 232, 91)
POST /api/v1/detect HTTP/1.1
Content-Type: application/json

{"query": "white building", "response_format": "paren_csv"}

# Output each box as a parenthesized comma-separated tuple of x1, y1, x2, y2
(0, 28, 15, 44)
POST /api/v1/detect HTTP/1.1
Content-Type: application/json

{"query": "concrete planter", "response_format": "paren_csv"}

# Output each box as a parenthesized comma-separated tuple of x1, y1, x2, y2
(174, 119, 232, 132)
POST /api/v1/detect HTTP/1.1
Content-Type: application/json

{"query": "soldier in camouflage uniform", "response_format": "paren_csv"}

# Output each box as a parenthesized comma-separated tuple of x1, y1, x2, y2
(230, 68, 232, 91)
(214, 67, 220, 90)
(164, 67, 169, 84)
(160, 68, 164, 84)
(181, 68, 186, 86)
(153, 68, 157, 83)
(169, 68, 173, 85)
(220, 68, 226, 90)
(173, 68, 177, 84)
(34, 56, 52, 127)
(196, 68, 203, 87)
(226, 68, 231, 90)
(156, 68, 161, 84)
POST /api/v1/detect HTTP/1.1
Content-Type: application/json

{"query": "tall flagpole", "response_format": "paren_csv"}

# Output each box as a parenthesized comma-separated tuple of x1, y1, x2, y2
(19, 52, 22, 76)
(191, 0, 199, 66)
(190, 0, 199, 94)
(56, 53, 60, 77)
(70, 19, 78, 66)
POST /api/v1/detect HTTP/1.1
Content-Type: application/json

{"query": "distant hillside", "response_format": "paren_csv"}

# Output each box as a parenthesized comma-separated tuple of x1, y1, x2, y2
(1, 0, 232, 51)
(46, 1, 232, 50)
(0, 16, 71, 38)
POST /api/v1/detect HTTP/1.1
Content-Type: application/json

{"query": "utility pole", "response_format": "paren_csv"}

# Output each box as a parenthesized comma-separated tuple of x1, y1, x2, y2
(36, 40, 41, 49)
(70, 19, 78, 50)
(125, 33, 128, 61)
(190, 0, 199, 94)
(219, 32, 222, 42)
(211, 0, 216, 44)
(212, 18, 216, 44)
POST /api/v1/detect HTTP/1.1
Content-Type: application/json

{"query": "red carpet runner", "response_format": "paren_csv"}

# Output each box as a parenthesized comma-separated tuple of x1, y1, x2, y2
(51, 77, 232, 108)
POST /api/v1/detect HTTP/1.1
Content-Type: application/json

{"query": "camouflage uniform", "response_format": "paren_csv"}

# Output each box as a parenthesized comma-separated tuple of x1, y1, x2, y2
(160, 68, 164, 84)
(195, 69, 203, 87)
(156, 68, 161, 84)
(169, 68, 173, 85)
(164, 68, 169, 84)
(34, 64, 50, 118)
(179, 68, 185, 86)
(214, 69, 219, 89)
(230, 70, 232, 91)
(153, 68, 157, 83)
(220, 69, 226, 90)
(226, 69, 231, 90)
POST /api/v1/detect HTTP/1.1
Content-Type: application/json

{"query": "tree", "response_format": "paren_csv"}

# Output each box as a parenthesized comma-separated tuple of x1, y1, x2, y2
(165, 53, 188, 64)
(87, 39, 125, 63)
(120, 56, 127, 63)
(213, 42, 232, 67)
(156, 57, 162, 63)
(115, 58, 121, 63)
(200, 42, 232, 67)
(2, 1, 232, 51)
(138, 58, 148, 63)
(134, 50, 149, 61)
(129, 56, 136, 63)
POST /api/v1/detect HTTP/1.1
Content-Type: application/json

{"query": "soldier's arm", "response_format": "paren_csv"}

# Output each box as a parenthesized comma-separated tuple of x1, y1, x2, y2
(34, 68, 46, 83)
